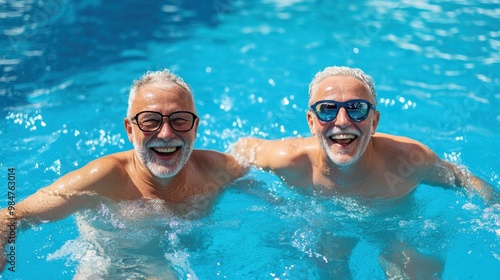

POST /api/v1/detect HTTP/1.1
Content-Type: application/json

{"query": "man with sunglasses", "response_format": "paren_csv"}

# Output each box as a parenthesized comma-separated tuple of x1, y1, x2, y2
(233, 66, 496, 200)
(231, 66, 498, 278)
(0, 69, 245, 275)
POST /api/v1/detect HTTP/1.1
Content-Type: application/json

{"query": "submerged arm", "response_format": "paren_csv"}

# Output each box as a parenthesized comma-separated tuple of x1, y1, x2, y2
(422, 154, 499, 203)
(444, 161, 499, 202)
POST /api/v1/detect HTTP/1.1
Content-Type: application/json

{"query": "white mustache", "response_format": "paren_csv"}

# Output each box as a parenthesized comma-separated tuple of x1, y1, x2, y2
(147, 139, 184, 148)
(326, 128, 360, 137)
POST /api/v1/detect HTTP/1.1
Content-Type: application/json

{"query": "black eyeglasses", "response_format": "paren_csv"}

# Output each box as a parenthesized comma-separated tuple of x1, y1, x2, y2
(310, 99, 376, 122)
(130, 111, 198, 132)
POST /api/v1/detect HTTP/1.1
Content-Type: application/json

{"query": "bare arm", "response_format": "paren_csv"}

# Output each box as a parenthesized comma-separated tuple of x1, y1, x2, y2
(230, 137, 308, 171)
(0, 156, 121, 271)
(376, 134, 499, 202)
(421, 151, 499, 203)
(229, 137, 274, 170)
(229, 137, 316, 188)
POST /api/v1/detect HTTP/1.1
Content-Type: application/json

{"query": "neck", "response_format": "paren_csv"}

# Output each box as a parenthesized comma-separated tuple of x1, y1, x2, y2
(133, 153, 189, 202)
(317, 141, 375, 188)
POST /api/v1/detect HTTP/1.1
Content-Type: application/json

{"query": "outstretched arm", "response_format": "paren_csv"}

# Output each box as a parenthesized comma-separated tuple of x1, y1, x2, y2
(0, 157, 119, 271)
(229, 137, 301, 171)
(229, 137, 316, 187)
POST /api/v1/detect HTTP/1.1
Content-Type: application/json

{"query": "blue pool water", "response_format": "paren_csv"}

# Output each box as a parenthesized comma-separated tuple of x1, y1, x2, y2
(1, 0, 499, 279)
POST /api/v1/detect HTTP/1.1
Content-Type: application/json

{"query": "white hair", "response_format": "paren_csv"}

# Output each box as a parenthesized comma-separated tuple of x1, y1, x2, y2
(308, 66, 376, 104)
(127, 69, 193, 116)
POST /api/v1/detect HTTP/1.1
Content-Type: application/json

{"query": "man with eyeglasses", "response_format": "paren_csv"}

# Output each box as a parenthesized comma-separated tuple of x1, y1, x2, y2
(231, 66, 499, 278)
(0, 69, 245, 274)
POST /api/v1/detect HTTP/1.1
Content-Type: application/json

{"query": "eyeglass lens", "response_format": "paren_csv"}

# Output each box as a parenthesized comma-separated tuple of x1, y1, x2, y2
(314, 100, 370, 122)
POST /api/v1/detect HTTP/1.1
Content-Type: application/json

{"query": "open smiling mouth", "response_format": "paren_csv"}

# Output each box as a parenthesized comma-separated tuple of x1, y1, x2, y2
(150, 146, 181, 156)
(329, 134, 357, 145)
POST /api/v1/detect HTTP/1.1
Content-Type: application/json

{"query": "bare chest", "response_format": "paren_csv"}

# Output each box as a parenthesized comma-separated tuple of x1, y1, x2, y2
(305, 169, 419, 198)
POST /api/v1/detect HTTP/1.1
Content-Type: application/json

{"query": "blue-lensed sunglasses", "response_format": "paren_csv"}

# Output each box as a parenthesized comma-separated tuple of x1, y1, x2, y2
(310, 99, 376, 122)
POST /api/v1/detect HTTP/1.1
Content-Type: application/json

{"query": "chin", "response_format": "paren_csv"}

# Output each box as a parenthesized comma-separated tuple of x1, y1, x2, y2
(329, 156, 356, 167)
(325, 148, 361, 167)
(320, 146, 354, 167)
(152, 171, 177, 179)
(147, 163, 182, 179)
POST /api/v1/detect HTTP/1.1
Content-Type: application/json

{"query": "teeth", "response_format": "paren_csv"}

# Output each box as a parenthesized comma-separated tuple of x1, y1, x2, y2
(152, 147, 177, 153)
(330, 134, 356, 140)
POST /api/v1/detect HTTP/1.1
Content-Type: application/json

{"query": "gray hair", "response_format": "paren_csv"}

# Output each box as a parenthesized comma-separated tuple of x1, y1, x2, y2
(127, 69, 193, 116)
(308, 66, 376, 104)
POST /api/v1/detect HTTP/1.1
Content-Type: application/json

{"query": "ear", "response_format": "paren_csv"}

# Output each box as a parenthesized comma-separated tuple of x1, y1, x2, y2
(124, 118, 134, 142)
(371, 110, 380, 135)
(306, 110, 316, 135)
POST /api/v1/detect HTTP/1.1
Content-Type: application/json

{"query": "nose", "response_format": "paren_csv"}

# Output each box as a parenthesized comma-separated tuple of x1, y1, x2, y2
(156, 121, 176, 139)
(334, 108, 351, 127)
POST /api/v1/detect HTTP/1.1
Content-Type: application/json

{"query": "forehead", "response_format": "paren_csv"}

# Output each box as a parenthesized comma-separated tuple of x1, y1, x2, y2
(311, 76, 373, 103)
(131, 84, 195, 114)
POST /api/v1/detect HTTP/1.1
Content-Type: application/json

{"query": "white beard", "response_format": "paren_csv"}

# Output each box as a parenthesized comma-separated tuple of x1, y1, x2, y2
(133, 137, 194, 178)
(317, 127, 373, 167)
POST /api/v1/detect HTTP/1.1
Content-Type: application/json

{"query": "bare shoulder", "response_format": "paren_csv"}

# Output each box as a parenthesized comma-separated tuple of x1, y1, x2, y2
(48, 151, 133, 194)
(190, 149, 245, 181)
(373, 132, 424, 145)
(271, 137, 318, 165)
(372, 133, 435, 159)
(371, 132, 442, 185)
(83, 151, 131, 178)
(190, 149, 236, 167)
